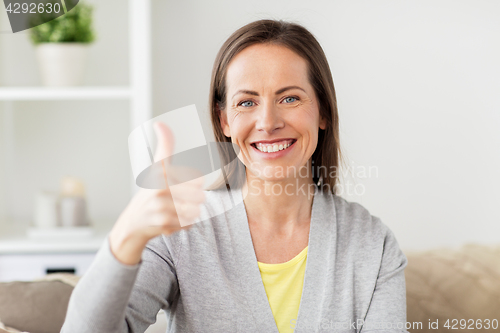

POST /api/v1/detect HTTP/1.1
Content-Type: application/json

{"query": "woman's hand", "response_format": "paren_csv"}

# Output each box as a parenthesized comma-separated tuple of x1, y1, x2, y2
(109, 122, 206, 266)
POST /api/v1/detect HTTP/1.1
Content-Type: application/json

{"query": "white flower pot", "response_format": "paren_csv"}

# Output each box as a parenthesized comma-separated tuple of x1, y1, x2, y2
(35, 43, 89, 87)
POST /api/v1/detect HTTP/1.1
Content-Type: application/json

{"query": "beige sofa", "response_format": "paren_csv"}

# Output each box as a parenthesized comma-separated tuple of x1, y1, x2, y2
(405, 243, 500, 333)
(1, 243, 499, 333)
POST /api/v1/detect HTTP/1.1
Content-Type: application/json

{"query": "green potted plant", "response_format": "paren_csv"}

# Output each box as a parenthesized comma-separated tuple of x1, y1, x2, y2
(29, 1, 96, 86)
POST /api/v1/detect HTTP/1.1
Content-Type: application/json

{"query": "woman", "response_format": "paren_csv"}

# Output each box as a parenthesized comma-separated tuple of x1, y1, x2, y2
(62, 19, 408, 333)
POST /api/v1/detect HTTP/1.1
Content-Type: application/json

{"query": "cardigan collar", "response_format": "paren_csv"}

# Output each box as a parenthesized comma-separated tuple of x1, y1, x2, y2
(228, 185, 337, 333)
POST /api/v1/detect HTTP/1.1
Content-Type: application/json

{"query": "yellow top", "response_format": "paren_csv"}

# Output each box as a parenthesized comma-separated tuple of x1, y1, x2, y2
(257, 246, 308, 333)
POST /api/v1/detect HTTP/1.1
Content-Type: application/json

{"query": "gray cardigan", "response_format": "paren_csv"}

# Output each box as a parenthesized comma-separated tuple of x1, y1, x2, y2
(61, 186, 409, 333)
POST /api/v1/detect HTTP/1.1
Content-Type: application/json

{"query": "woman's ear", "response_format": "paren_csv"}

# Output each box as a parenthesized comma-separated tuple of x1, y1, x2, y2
(218, 105, 231, 138)
(217, 104, 231, 138)
(319, 113, 327, 130)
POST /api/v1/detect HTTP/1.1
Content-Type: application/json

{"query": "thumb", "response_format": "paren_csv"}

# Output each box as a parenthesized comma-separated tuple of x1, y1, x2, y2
(153, 121, 175, 164)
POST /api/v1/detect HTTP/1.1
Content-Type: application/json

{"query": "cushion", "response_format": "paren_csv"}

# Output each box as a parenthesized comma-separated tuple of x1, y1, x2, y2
(0, 274, 79, 333)
(405, 243, 500, 333)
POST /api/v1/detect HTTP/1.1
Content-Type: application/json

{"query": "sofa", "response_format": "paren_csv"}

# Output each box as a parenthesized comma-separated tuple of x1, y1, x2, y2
(1, 243, 499, 333)
(404, 243, 500, 332)
(0, 274, 167, 333)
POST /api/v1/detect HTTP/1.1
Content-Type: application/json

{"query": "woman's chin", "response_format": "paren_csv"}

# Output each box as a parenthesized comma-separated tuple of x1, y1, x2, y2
(247, 176, 296, 185)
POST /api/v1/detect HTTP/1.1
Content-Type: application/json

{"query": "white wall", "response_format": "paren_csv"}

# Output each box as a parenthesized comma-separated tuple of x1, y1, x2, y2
(151, 0, 500, 252)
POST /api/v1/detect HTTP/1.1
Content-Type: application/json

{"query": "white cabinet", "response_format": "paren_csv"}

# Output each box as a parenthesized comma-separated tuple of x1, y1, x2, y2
(0, 0, 152, 276)
(0, 252, 96, 282)
(0, 219, 112, 281)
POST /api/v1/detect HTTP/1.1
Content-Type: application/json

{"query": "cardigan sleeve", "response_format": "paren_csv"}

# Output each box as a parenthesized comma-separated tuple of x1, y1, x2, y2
(60, 234, 179, 333)
(360, 220, 410, 333)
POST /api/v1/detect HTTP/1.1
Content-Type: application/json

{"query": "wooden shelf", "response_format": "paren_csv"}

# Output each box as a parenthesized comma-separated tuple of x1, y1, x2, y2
(0, 86, 131, 101)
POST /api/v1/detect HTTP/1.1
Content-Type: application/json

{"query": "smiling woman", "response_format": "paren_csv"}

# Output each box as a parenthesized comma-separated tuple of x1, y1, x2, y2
(61, 19, 409, 333)
(221, 44, 327, 188)
(208, 20, 341, 195)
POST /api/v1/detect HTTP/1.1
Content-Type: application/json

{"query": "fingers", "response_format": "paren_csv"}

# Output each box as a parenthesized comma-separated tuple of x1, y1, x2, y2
(136, 160, 206, 237)
(170, 183, 205, 203)
(148, 190, 204, 229)
(174, 200, 202, 220)
(170, 185, 205, 227)
(153, 121, 175, 164)
(164, 165, 205, 188)
(154, 183, 205, 207)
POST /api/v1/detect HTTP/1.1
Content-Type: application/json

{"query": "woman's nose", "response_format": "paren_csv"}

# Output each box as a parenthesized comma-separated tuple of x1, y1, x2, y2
(255, 102, 285, 133)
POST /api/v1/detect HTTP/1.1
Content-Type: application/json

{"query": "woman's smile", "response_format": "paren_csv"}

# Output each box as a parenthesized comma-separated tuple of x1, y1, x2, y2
(250, 139, 297, 160)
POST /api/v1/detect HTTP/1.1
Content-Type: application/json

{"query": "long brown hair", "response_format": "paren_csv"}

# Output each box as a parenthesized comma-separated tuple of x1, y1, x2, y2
(207, 19, 343, 194)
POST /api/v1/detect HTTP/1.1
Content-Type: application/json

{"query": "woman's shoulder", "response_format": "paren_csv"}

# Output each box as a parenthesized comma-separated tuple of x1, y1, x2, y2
(329, 194, 405, 263)
(330, 193, 392, 241)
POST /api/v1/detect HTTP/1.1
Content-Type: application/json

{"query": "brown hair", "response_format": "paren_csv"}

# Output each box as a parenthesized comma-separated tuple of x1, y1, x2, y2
(207, 19, 343, 194)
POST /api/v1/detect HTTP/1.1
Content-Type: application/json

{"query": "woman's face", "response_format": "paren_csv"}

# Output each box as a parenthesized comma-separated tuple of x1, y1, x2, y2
(220, 43, 326, 183)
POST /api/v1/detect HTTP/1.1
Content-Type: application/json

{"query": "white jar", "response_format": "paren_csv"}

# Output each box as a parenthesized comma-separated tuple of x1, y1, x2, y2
(33, 191, 60, 228)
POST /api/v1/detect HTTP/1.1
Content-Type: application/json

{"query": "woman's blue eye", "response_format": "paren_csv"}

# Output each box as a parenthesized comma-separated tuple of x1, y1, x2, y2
(239, 100, 254, 107)
(284, 96, 298, 103)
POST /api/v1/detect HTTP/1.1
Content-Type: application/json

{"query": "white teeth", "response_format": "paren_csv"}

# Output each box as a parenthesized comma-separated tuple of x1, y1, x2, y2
(255, 141, 293, 153)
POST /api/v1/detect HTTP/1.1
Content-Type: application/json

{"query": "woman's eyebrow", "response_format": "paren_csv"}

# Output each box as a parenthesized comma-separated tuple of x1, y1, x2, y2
(232, 90, 259, 99)
(275, 85, 306, 95)
(231, 86, 306, 99)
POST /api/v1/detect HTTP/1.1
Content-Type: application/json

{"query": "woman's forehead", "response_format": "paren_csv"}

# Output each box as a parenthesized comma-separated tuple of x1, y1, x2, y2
(226, 44, 310, 94)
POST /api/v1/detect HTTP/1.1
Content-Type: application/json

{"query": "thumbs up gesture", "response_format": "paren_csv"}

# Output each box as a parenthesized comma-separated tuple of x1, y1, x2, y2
(109, 122, 206, 266)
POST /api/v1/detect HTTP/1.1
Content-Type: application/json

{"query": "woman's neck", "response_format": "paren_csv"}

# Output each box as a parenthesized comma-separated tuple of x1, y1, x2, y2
(241, 175, 316, 234)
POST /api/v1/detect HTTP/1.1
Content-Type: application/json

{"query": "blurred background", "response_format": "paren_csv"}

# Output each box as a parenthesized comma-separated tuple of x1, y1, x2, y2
(0, 0, 498, 256)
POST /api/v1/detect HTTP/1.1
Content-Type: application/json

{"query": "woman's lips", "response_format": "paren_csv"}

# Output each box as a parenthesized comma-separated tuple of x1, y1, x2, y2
(250, 139, 296, 159)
